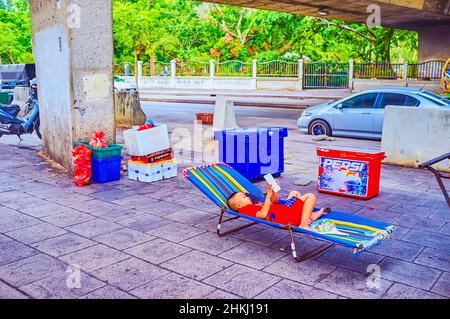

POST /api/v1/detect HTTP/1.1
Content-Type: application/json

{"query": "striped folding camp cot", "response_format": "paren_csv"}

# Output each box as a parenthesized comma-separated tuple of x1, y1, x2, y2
(183, 163, 396, 262)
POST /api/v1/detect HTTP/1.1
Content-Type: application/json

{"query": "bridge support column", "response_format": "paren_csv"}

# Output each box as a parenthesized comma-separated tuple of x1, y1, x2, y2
(30, 0, 115, 170)
(418, 25, 450, 63)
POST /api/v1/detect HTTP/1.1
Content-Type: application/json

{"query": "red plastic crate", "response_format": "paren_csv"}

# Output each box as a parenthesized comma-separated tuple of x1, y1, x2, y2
(196, 113, 213, 124)
(316, 146, 385, 199)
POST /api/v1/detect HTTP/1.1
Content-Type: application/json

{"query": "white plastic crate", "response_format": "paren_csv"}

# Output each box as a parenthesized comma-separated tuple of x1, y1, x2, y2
(123, 124, 170, 156)
(128, 159, 177, 183)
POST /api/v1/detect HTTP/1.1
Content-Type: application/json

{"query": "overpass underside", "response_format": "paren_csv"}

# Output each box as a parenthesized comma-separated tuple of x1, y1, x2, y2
(205, 0, 450, 61)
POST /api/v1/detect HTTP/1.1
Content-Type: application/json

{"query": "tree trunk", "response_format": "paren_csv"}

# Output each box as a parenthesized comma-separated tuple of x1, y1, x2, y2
(134, 48, 139, 89)
(150, 53, 155, 76)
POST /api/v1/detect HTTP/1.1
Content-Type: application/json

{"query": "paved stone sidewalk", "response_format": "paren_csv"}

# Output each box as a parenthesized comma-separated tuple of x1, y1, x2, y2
(0, 125, 449, 299)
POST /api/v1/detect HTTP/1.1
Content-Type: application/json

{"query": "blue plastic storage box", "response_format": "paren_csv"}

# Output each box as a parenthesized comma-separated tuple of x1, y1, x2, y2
(91, 156, 122, 183)
(214, 127, 288, 180)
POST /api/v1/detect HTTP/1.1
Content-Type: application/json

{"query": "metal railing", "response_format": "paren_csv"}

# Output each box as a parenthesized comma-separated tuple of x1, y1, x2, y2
(176, 60, 209, 77)
(408, 60, 444, 81)
(257, 60, 298, 77)
(142, 62, 171, 77)
(304, 62, 349, 88)
(215, 60, 252, 77)
(354, 62, 404, 79)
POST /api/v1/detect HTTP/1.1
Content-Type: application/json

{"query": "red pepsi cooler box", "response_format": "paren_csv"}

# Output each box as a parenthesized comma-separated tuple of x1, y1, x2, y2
(316, 147, 384, 199)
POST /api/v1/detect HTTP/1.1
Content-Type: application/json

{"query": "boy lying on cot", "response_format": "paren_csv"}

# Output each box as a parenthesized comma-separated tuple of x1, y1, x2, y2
(227, 182, 330, 231)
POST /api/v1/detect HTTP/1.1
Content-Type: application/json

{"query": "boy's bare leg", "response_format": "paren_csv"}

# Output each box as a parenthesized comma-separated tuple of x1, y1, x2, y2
(298, 193, 318, 230)
(287, 191, 301, 200)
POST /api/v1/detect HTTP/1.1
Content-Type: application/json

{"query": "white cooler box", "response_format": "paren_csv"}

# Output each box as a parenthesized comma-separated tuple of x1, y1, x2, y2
(128, 159, 177, 183)
(123, 124, 170, 156)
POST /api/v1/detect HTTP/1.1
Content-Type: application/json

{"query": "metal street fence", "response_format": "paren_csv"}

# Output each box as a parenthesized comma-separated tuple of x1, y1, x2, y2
(114, 59, 445, 88)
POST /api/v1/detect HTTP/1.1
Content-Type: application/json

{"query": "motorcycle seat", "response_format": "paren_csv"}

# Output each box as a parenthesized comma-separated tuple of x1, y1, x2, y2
(0, 104, 21, 117)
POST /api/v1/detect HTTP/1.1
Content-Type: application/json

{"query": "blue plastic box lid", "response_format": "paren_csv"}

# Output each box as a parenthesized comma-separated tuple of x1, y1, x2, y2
(214, 126, 288, 140)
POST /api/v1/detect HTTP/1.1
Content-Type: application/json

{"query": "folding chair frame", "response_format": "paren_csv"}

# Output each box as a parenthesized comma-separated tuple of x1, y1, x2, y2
(216, 205, 335, 262)
(419, 152, 450, 208)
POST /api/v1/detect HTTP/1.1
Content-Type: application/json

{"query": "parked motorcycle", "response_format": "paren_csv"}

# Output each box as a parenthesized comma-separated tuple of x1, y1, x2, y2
(0, 78, 40, 140)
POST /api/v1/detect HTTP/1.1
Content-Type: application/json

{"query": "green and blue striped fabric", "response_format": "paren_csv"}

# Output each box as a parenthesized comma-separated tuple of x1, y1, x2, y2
(183, 163, 396, 253)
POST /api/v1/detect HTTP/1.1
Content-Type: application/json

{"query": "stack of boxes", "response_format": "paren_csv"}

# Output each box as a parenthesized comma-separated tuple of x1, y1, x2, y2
(123, 124, 177, 183)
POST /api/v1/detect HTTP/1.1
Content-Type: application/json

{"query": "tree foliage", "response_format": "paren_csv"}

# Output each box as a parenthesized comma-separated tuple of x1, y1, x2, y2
(0, 0, 418, 65)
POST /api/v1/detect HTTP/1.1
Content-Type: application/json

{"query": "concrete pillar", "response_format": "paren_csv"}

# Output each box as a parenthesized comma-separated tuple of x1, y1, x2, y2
(348, 59, 354, 92)
(252, 60, 257, 78)
(30, 0, 115, 170)
(137, 61, 143, 77)
(403, 61, 408, 81)
(298, 59, 304, 91)
(209, 60, 215, 79)
(170, 59, 176, 88)
(124, 63, 131, 76)
(417, 25, 450, 62)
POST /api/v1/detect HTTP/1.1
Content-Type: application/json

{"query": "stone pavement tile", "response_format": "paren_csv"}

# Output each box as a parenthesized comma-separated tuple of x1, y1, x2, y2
(1, 197, 50, 212)
(78, 285, 137, 299)
(0, 190, 32, 202)
(203, 264, 281, 299)
(143, 200, 188, 217)
(89, 188, 134, 202)
(63, 199, 119, 214)
(389, 203, 434, 217)
(354, 208, 401, 224)
(112, 194, 160, 210)
(93, 228, 155, 250)
(315, 268, 392, 299)
(195, 216, 249, 233)
(393, 214, 445, 233)
(382, 283, 444, 299)
(66, 219, 124, 238)
(431, 272, 450, 297)
(42, 209, 96, 227)
(46, 192, 92, 206)
(240, 228, 288, 247)
(439, 223, 450, 235)
(0, 208, 40, 233)
(147, 188, 197, 203)
(131, 273, 216, 299)
(6, 222, 67, 245)
(88, 206, 141, 222)
(270, 236, 330, 256)
(20, 272, 106, 299)
(265, 256, 336, 286)
(0, 234, 13, 244)
(0, 241, 39, 267)
(19, 202, 72, 218)
(353, 198, 397, 211)
(180, 232, 244, 256)
(0, 281, 29, 299)
(414, 248, 450, 272)
(0, 254, 67, 287)
(316, 245, 384, 274)
(161, 250, 232, 280)
(180, 197, 219, 212)
(32, 233, 97, 257)
(147, 222, 206, 243)
(205, 289, 241, 299)
(419, 199, 449, 211)
(256, 279, 338, 299)
(92, 258, 169, 291)
(165, 208, 216, 226)
(391, 226, 411, 240)
(379, 257, 441, 290)
(59, 244, 130, 272)
(370, 238, 424, 262)
(219, 242, 286, 270)
(430, 208, 450, 221)
(385, 193, 426, 206)
(117, 214, 172, 232)
(403, 230, 450, 252)
(124, 238, 191, 264)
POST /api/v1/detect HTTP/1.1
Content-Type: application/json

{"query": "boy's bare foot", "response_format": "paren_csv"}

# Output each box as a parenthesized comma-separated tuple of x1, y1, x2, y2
(299, 224, 312, 231)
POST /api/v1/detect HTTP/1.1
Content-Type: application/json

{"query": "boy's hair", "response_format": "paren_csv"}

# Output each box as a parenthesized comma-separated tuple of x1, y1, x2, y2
(227, 192, 239, 211)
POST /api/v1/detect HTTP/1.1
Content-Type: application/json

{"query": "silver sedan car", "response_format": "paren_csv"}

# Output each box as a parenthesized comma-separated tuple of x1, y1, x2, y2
(297, 87, 450, 139)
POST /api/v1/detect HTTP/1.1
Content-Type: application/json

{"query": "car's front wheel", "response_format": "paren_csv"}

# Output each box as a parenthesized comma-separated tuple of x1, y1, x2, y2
(308, 119, 332, 136)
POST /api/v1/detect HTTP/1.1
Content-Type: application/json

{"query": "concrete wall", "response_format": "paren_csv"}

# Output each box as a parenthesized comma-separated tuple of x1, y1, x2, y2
(381, 106, 450, 172)
(418, 25, 450, 63)
(30, 0, 115, 170)
(352, 79, 441, 93)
